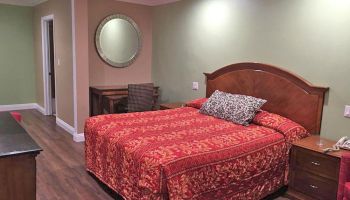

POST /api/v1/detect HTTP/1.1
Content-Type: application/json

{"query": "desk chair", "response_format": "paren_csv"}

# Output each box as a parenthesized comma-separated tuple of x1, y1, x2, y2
(127, 83, 155, 112)
(105, 83, 156, 114)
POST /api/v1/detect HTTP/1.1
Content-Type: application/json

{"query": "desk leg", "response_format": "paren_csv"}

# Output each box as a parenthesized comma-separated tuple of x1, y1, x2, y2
(97, 95, 103, 115)
(109, 99, 115, 114)
(89, 90, 93, 116)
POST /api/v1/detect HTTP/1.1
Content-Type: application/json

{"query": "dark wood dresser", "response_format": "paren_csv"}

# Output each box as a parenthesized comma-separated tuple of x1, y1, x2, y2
(0, 112, 42, 200)
(289, 135, 345, 200)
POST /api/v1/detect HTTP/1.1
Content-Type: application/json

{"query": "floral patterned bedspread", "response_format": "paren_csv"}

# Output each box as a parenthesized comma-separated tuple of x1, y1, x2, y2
(85, 107, 308, 200)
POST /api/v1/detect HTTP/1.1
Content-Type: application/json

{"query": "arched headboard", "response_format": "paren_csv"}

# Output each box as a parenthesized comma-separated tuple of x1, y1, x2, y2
(204, 62, 329, 135)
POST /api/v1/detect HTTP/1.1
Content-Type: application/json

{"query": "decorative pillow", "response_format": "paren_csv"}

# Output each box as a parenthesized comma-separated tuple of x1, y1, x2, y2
(199, 90, 267, 125)
(186, 98, 208, 109)
(253, 110, 310, 144)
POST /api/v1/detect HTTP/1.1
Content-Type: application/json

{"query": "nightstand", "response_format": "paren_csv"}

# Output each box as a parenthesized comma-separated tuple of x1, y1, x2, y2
(288, 135, 345, 200)
(159, 102, 184, 110)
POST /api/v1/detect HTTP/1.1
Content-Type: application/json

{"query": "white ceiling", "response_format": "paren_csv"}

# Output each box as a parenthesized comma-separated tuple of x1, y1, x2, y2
(0, 0, 47, 6)
(0, 0, 180, 6)
(0, 0, 180, 7)
(116, 0, 181, 6)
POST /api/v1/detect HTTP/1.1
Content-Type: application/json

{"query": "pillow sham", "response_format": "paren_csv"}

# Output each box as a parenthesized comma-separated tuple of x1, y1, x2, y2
(199, 90, 267, 125)
(253, 110, 310, 144)
(186, 98, 208, 109)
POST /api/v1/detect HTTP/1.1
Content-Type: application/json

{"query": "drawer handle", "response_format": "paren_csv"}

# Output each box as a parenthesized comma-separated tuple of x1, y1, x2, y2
(311, 161, 321, 166)
(310, 184, 319, 189)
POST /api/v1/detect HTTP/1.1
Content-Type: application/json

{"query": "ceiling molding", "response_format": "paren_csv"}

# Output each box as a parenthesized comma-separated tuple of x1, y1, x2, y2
(115, 0, 181, 6)
(0, 0, 180, 7)
(0, 0, 48, 7)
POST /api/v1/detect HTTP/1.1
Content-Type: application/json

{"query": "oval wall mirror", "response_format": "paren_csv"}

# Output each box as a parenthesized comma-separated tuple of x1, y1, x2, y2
(95, 14, 141, 68)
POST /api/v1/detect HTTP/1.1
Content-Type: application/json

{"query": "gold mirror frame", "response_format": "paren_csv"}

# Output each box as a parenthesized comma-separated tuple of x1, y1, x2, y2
(95, 14, 142, 68)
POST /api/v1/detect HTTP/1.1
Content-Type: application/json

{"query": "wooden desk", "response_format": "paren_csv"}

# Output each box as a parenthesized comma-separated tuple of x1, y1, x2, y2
(89, 85, 159, 116)
(0, 112, 42, 200)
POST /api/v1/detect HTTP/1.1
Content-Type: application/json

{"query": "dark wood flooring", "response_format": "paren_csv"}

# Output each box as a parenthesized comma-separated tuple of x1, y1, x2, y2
(16, 109, 289, 200)
(18, 109, 115, 200)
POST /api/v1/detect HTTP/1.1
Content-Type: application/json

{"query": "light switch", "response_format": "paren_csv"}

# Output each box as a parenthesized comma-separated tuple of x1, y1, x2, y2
(344, 105, 350, 118)
(57, 58, 60, 66)
(192, 82, 199, 90)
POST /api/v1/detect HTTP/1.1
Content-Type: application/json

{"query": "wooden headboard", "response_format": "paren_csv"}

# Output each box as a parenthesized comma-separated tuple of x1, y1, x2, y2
(204, 62, 329, 135)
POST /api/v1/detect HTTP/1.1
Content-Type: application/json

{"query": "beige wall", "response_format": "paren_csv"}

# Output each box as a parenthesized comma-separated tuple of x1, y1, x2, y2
(152, 0, 350, 140)
(74, 0, 89, 134)
(68, 0, 154, 133)
(34, 0, 74, 126)
(88, 0, 153, 86)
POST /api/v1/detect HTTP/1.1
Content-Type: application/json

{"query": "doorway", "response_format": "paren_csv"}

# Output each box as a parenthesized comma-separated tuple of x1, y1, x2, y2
(41, 15, 56, 116)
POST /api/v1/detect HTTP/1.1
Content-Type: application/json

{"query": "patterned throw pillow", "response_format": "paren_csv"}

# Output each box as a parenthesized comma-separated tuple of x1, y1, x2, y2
(199, 90, 267, 125)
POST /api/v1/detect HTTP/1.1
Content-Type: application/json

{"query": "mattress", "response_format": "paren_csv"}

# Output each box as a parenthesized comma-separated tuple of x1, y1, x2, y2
(85, 107, 308, 200)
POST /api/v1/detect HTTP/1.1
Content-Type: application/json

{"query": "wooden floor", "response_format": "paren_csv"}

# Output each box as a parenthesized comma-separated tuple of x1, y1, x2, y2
(18, 109, 115, 200)
(17, 109, 289, 200)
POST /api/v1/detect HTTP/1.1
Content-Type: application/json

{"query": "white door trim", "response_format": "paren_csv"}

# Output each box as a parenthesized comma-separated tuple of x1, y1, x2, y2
(41, 14, 56, 116)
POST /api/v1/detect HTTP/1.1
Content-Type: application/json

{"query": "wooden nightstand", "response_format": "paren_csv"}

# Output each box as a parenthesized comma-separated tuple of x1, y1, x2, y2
(159, 102, 184, 110)
(288, 135, 345, 200)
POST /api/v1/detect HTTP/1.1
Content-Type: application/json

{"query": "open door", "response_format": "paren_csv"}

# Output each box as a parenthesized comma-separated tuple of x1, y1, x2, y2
(42, 15, 56, 116)
(48, 20, 56, 115)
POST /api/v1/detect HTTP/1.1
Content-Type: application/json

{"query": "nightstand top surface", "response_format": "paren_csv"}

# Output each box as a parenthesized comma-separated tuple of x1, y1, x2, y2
(160, 102, 185, 109)
(293, 135, 347, 158)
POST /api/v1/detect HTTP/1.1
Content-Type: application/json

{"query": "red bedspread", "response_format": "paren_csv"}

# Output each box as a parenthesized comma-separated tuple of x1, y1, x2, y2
(85, 107, 308, 200)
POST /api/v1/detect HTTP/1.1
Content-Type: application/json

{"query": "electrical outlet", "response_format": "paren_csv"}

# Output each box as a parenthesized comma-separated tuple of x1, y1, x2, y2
(192, 82, 199, 90)
(344, 105, 350, 118)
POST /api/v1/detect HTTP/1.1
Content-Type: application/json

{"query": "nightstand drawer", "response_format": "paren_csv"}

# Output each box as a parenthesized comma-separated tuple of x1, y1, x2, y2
(292, 169, 338, 200)
(293, 146, 340, 180)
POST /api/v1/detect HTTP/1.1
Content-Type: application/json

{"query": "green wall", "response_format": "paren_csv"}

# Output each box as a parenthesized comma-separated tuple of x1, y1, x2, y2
(153, 0, 350, 140)
(0, 4, 36, 105)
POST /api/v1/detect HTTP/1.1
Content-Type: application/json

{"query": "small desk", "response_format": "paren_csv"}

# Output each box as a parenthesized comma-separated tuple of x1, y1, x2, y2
(90, 85, 159, 116)
(0, 112, 42, 200)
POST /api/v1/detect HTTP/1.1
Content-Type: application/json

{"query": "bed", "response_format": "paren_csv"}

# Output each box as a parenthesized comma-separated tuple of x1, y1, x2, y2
(85, 62, 328, 200)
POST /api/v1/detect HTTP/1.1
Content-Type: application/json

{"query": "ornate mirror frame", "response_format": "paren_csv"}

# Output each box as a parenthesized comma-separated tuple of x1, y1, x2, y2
(95, 14, 142, 68)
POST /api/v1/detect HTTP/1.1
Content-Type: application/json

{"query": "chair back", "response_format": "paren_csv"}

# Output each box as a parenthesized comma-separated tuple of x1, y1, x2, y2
(338, 153, 350, 200)
(127, 83, 154, 112)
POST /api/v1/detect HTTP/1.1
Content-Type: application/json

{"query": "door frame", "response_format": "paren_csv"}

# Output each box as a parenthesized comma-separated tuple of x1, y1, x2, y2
(41, 14, 57, 116)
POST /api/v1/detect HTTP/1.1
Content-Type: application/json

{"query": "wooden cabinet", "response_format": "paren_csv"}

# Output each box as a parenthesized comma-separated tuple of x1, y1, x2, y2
(159, 102, 184, 110)
(0, 112, 42, 200)
(288, 135, 345, 200)
(0, 154, 39, 200)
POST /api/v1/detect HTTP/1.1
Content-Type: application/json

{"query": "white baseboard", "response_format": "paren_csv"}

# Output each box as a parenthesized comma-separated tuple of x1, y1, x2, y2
(73, 133, 85, 142)
(56, 117, 75, 135)
(56, 118, 84, 143)
(0, 103, 47, 115)
(1, 103, 83, 143)
(0, 103, 38, 112)
(35, 104, 46, 115)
